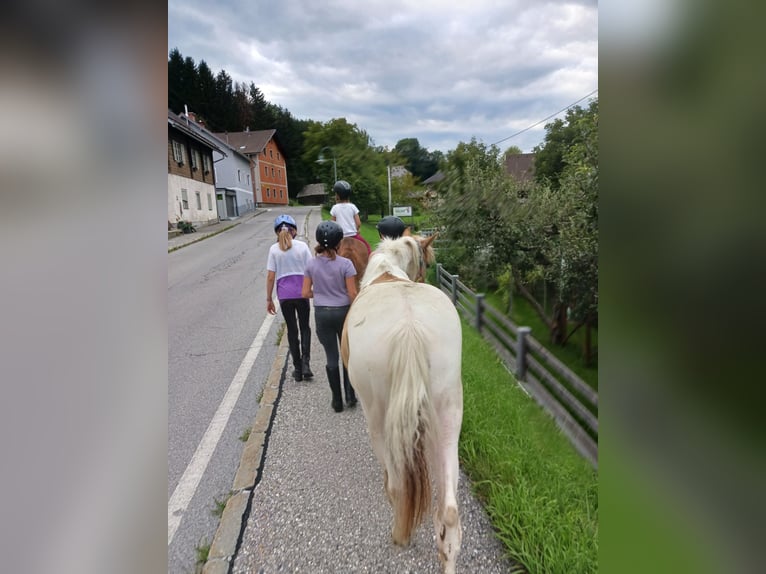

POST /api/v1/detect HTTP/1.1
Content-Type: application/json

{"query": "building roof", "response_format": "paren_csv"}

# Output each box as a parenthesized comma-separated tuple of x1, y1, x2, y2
(504, 152, 536, 183)
(297, 183, 327, 198)
(213, 129, 279, 156)
(422, 170, 445, 185)
(389, 165, 410, 179)
(168, 110, 225, 154)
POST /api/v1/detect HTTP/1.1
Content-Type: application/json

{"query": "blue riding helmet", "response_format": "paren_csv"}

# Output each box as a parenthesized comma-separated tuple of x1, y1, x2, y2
(274, 214, 297, 232)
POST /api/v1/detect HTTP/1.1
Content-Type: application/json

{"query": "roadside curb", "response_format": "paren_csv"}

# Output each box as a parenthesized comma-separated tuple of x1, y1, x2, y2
(168, 209, 269, 253)
(202, 328, 288, 574)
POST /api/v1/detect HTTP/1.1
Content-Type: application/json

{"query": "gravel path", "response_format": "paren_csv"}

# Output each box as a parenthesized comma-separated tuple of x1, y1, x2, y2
(232, 327, 516, 574)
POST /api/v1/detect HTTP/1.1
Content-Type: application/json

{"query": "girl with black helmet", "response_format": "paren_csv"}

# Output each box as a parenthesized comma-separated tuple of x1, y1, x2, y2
(330, 180, 372, 255)
(266, 214, 314, 381)
(302, 220, 358, 412)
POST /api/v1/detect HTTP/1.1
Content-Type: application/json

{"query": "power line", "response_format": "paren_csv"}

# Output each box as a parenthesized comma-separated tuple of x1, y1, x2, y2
(491, 88, 598, 147)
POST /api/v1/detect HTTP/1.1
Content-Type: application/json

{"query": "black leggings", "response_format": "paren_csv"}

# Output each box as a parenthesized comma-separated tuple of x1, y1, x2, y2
(280, 298, 311, 364)
(314, 305, 350, 368)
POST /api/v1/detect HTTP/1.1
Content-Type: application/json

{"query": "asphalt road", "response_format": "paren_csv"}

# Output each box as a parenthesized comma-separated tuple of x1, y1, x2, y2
(168, 207, 315, 574)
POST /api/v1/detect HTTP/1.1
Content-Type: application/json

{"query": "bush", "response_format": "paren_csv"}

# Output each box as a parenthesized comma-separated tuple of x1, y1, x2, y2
(177, 220, 196, 234)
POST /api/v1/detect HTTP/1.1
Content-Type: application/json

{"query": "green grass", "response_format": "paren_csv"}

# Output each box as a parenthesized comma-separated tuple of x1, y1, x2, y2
(459, 320, 598, 573)
(212, 492, 234, 518)
(194, 539, 210, 572)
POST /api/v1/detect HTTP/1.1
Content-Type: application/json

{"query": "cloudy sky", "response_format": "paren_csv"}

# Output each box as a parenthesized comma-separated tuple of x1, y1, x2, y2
(168, 0, 597, 155)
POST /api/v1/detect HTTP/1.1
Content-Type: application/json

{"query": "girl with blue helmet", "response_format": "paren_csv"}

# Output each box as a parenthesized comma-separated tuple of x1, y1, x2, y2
(266, 214, 314, 381)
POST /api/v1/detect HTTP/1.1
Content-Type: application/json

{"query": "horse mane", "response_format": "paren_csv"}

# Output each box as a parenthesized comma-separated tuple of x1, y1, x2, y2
(361, 235, 434, 289)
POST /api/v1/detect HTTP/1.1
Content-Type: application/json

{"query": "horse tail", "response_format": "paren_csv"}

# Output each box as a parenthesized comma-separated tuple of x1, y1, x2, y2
(384, 319, 436, 544)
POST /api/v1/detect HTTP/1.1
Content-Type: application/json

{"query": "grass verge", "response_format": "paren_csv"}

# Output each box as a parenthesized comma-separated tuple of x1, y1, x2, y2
(459, 320, 598, 573)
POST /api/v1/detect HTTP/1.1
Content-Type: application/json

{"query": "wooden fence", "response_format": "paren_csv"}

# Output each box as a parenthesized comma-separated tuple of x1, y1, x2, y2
(435, 263, 598, 468)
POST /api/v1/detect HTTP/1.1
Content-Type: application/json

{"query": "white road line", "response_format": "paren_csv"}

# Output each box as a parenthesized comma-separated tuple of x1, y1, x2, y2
(168, 311, 277, 545)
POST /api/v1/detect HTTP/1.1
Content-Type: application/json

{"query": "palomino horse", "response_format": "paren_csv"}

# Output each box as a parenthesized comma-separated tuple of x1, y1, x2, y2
(337, 237, 369, 291)
(340, 234, 464, 574)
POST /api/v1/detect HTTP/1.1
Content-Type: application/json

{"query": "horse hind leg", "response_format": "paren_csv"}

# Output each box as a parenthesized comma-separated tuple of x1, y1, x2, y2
(433, 406, 463, 573)
(434, 504, 461, 574)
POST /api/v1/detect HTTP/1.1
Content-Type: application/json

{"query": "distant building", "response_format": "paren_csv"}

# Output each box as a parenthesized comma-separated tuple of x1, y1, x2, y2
(297, 183, 327, 206)
(214, 129, 289, 206)
(167, 110, 223, 228)
(504, 152, 536, 187)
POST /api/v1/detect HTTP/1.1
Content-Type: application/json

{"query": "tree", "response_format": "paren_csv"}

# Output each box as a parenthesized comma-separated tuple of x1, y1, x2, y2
(434, 109, 598, 363)
(302, 118, 387, 215)
(533, 99, 598, 189)
(167, 48, 185, 113)
(195, 60, 217, 128)
(394, 138, 440, 182)
(503, 145, 523, 157)
(232, 82, 253, 131)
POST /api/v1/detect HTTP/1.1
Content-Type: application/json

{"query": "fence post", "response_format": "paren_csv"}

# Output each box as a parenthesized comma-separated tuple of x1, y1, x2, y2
(475, 294, 484, 332)
(516, 326, 532, 381)
(450, 274, 459, 304)
(436, 263, 442, 287)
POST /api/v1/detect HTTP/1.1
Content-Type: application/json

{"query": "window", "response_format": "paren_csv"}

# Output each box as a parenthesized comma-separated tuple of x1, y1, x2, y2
(247, 174, 250, 185)
(277, 169, 281, 180)
(181, 189, 188, 209)
(203, 154, 211, 174)
(207, 193, 213, 210)
(270, 149, 273, 158)
(264, 166, 267, 176)
(172, 140, 185, 165)
(191, 149, 200, 171)
(195, 191, 201, 210)
(271, 167, 275, 176)
(279, 189, 283, 199)
(237, 169, 241, 182)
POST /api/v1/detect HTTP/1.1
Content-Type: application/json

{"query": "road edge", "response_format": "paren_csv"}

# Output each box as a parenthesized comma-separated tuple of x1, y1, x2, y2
(201, 329, 289, 574)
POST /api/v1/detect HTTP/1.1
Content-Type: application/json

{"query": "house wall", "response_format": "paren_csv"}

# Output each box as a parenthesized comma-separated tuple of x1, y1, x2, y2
(212, 149, 255, 215)
(255, 139, 288, 205)
(168, 126, 219, 226)
(167, 129, 216, 186)
(168, 174, 218, 226)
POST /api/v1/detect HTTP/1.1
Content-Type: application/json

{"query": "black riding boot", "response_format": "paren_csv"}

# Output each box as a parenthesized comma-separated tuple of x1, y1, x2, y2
(326, 366, 344, 412)
(343, 366, 357, 408)
(301, 341, 313, 380)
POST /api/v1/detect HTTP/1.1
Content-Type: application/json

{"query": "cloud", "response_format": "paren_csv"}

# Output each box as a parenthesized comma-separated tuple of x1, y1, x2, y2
(168, 0, 597, 153)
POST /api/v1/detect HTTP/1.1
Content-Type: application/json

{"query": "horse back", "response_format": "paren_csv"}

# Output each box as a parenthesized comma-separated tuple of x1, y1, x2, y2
(345, 281, 461, 383)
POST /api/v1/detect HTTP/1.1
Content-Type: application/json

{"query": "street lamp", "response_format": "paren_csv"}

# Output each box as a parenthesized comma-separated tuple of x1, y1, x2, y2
(316, 146, 337, 183)
(387, 164, 392, 216)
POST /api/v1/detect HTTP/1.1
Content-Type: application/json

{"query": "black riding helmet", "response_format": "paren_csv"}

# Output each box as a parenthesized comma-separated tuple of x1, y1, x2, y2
(333, 180, 352, 200)
(377, 216, 406, 239)
(315, 220, 344, 249)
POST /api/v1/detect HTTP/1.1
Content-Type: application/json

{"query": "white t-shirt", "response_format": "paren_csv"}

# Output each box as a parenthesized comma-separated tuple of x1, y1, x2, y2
(330, 202, 359, 237)
(266, 239, 312, 300)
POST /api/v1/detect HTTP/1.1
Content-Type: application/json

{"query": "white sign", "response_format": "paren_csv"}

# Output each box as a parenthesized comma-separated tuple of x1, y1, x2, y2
(392, 206, 412, 217)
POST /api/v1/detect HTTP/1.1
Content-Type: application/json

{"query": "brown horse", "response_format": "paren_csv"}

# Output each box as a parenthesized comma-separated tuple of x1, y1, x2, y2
(338, 237, 370, 291)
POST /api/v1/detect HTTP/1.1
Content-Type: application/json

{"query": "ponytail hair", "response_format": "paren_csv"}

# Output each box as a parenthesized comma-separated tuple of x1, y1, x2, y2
(277, 225, 295, 251)
(314, 244, 337, 260)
